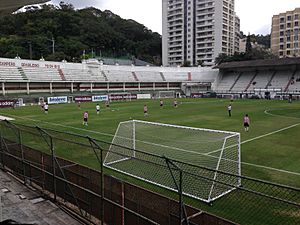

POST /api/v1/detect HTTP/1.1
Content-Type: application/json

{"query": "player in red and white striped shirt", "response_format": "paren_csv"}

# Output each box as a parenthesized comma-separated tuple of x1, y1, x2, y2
(83, 111, 89, 126)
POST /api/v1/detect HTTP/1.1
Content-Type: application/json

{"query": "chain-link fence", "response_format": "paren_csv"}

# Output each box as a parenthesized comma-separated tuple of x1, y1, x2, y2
(0, 120, 299, 225)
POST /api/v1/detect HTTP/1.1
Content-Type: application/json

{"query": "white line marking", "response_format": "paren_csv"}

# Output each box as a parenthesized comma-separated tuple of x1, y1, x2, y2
(242, 162, 300, 176)
(242, 123, 300, 145)
(0, 115, 15, 121)
(264, 109, 300, 120)
(3, 113, 300, 177)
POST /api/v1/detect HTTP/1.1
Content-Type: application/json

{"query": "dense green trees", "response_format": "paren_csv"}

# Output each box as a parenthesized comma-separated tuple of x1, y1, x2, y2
(0, 3, 162, 64)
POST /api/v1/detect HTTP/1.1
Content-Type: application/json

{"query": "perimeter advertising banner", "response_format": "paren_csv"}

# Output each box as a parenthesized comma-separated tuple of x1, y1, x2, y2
(92, 95, 109, 102)
(109, 94, 137, 101)
(47, 96, 68, 104)
(0, 100, 15, 108)
(74, 96, 92, 102)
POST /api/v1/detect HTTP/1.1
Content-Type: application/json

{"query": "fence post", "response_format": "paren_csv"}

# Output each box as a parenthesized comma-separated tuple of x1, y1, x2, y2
(87, 137, 104, 225)
(3, 121, 26, 183)
(0, 130, 4, 169)
(36, 126, 57, 201)
(164, 157, 189, 225)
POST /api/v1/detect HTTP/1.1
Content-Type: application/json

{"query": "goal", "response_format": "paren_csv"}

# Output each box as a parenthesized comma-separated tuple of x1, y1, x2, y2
(158, 91, 175, 99)
(104, 120, 241, 203)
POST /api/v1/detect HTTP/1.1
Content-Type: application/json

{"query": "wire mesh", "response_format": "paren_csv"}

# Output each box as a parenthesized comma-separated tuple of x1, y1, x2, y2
(0, 121, 299, 225)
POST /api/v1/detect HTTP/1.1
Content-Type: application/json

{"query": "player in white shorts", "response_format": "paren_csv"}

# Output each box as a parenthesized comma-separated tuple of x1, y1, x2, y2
(96, 104, 100, 114)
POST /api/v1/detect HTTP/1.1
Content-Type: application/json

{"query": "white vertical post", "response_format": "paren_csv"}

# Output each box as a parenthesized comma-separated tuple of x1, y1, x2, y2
(167, 82, 170, 90)
(26, 82, 30, 95)
(208, 136, 228, 202)
(71, 82, 74, 93)
(238, 133, 242, 186)
(153, 82, 156, 91)
(107, 82, 110, 92)
(132, 120, 136, 158)
(90, 83, 93, 93)
(138, 82, 141, 92)
(123, 82, 126, 92)
(2, 83, 5, 96)
(49, 82, 53, 94)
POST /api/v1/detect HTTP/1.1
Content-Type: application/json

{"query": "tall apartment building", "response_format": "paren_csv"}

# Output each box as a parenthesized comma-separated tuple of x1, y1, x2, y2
(162, 0, 240, 67)
(271, 8, 300, 58)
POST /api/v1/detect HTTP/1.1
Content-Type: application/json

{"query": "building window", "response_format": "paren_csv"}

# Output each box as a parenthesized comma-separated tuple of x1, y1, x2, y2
(280, 17, 285, 23)
(287, 50, 291, 55)
(295, 14, 299, 20)
(287, 15, 292, 21)
(280, 31, 284, 36)
(287, 43, 291, 48)
(280, 24, 285, 29)
(287, 23, 291, 28)
(287, 36, 291, 42)
(280, 45, 284, 50)
(280, 38, 284, 42)
(295, 21, 299, 27)
(279, 51, 284, 56)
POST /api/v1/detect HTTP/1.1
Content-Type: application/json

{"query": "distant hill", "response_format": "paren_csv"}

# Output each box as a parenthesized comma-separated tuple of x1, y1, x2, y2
(0, 3, 162, 65)
(0, 0, 48, 15)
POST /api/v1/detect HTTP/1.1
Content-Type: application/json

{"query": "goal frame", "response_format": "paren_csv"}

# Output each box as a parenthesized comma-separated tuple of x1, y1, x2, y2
(104, 120, 241, 203)
(158, 90, 175, 99)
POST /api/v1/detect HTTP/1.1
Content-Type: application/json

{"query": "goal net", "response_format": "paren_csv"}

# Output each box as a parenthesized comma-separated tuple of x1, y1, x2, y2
(104, 120, 241, 203)
(158, 91, 175, 99)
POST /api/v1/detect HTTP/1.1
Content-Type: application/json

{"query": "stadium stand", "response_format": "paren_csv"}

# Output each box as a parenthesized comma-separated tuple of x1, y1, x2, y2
(231, 71, 256, 92)
(104, 69, 136, 82)
(250, 70, 274, 90)
(287, 70, 300, 92)
(216, 72, 240, 92)
(135, 71, 164, 82)
(23, 67, 62, 81)
(269, 70, 291, 90)
(0, 66, 24, 81)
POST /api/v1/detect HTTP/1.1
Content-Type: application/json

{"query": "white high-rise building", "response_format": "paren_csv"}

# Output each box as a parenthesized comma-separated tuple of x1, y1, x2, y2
(162, 0, 240, 66)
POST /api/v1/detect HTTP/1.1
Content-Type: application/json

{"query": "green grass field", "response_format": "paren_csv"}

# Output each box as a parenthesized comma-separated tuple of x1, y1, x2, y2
(1, 98, 300, 187)
(1, 98, 300, 225)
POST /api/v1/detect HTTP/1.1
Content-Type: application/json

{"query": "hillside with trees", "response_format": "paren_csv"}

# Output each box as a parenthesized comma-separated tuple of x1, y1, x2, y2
(0, 2, 162, 65)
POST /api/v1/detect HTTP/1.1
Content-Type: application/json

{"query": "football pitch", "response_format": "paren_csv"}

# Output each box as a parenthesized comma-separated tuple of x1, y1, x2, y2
(1, 98, 300, 189)
(1, 98, 300, 224)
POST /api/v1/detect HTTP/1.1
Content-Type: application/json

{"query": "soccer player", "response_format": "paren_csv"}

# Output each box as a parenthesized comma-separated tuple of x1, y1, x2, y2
(77, 101, 81, 109)
(44, 103, 49, 114)
(160, 99, 164, 108)
(243, 114, 250, 132)
(173, 99, 178, 108)
(105, 101, 110, 108)
(83, 111, 89, 126)
(144, 104, 148, 116)
(228, 104, 232, 117)
(96, 104, 100, 114)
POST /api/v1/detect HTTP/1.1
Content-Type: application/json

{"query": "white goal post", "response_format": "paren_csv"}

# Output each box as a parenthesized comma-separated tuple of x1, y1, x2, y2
(158, 91, 175, 99)
(104, 120, 241, 203)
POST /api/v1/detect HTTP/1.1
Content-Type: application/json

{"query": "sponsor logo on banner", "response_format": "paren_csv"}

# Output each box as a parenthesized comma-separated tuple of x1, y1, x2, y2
(137, 94, 151, 100)
(0, 100, 15, 108)
(92, 95, 108, 102)
(74, 96, 92, 102)
(109, 94, 137, 101)
(47, 96, 68, 104)
(191, 93, 203, 98)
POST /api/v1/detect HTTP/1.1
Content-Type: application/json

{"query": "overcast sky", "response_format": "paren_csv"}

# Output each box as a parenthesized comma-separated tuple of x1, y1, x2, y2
(50, 0, 299, 35)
